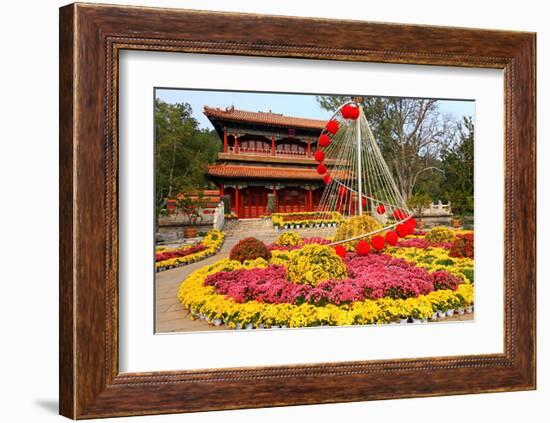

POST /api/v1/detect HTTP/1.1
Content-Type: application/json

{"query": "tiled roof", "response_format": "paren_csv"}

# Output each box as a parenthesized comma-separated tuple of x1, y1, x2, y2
(207, 164, 325, 181)
(204, 106, 327, 130)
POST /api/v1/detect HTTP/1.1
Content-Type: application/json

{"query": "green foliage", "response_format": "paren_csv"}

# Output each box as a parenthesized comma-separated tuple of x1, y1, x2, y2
(441, 116, 474, 215)
(221, 195, 231, 214)
(407, 192, 431, 215)
(266, 193, 277, 214)
(229, 237, 272, 263)
(175, 193, 206, 225)
(448, 190, 473, 218)
(155, 99, 220, 210)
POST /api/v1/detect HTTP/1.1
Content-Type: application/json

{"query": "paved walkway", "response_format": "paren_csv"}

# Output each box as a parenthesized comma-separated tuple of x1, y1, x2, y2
(155, 220, 473, 333)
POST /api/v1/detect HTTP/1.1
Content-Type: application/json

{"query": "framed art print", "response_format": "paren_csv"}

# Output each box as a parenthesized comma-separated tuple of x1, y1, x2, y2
(59, 3, 536, 419)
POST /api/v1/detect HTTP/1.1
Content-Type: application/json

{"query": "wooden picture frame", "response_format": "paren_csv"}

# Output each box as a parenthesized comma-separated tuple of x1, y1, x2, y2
(59, 2, 536, 419)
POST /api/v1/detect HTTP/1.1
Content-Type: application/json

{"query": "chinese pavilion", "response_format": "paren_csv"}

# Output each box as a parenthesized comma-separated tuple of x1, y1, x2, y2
(204, 105, 329, 218)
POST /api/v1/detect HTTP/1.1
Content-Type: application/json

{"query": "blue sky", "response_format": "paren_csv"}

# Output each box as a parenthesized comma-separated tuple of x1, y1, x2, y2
(155, 88, 475, 130)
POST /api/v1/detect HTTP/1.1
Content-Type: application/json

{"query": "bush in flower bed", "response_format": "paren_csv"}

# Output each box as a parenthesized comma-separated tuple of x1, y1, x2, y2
(155, 244, 207, 262)
(333, 215, 382, 249)
(286, 244, 347, 286)
(177, 253, 474, 328)
(229, 237, 272, 263)
(387, 246, 474, 283)
(397, 238, 453, 250)
(275, 231, 302, 247)
(268, 236, 331, 251)
(450, 233, 474, 258)
(156, 229, 225, 272)
(425, 226, 456, 243)
(271, 211, 343, 229)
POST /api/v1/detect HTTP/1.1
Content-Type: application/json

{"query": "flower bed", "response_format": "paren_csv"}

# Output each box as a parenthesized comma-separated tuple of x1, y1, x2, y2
(271, 211, 343, 230)
(156, 229, 225, 272)
(386, 246, 474, 283)
(268, 236, 331, 251)
(177, 236, 474, 328)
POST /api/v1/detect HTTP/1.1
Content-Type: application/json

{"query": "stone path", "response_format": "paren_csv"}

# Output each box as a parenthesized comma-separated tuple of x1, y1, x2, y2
(155, 219, 473, 333)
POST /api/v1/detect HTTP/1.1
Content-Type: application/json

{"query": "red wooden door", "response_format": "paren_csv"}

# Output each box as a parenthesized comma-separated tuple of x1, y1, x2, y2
(277, 188, 306, 213)
(242, 187, 268, 218)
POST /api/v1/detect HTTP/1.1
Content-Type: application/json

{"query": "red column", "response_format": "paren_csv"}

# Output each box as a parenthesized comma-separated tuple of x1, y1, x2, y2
(308, 190, 313, 211)
(219, 183, 224, 197)
(273, 188, 278, 213)
(235, 135, 239, 154)
(271, 136, 275, 155)
(223, 130, 228, 153)
(235, 187, 240, 217)
(307, 138, 311, 158)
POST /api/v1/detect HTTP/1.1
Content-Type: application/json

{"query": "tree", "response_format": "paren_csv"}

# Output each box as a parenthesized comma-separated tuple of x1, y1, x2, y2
(407, 192, 431, 220)
(155, 99, 220, 211)
(316, 96, 454, 201)
(440, 116, 474, 215)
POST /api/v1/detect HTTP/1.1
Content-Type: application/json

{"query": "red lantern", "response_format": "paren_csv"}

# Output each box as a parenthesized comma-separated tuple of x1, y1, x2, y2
(396, 223, 408, 238)
(356, 240, 371, 255)
(406, 217, 417, 230)
(334, 245, 347, 258)
(326, 120, 339, 134)
(316, 163, 327, 175)
(376, 204, 386, 214)
(371, 235, 385, 250)
(341, 104, 351, 119)
(348, 105, 360, 120)
(361, 197, 367, 208)
(385, 230, 398, 246)
(323, 173, 332, 185)
(393, 209, 408, 221)
(314, 150, 325, 162)
(338, 186, 348, 196)
(318, 134, 331, 148)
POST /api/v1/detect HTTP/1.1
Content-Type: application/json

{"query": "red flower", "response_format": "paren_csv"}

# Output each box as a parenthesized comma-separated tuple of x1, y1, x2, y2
(371, 235, 385, 250)
(323, 173, 332, 185)
(334, 245, 347, 258)
(318, 134, 331, 147)
(376, 204, 386, 214)
(316, 163, 327, 175)
(450, 233, 474, 258)
(356, 240, 371, 255)
(385, 230, 398, 246)
(326, 120, 339, 134)
(314, 150, 325, 162)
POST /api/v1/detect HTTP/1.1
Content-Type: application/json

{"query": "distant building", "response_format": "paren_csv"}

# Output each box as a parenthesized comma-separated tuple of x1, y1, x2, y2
(204, 106, 328, 218)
